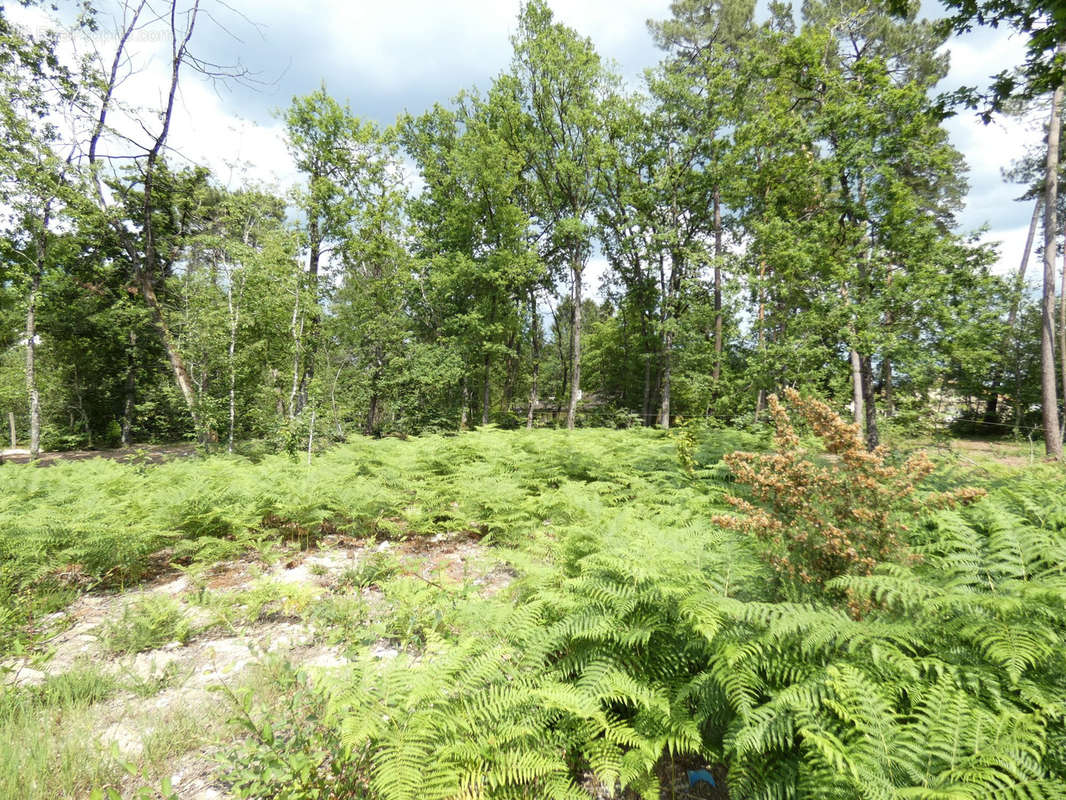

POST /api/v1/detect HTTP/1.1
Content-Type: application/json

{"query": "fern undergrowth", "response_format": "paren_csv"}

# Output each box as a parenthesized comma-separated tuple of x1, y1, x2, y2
(4, 423, 1065, 799)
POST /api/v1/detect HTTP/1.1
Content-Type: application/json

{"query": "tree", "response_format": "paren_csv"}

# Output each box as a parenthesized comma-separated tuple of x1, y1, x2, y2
(504, 0, 614, 429)
(1040, 73, 1064, 456)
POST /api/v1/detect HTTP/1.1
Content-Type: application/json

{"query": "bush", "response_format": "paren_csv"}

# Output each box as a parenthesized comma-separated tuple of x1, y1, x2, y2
(714, 388, 984, 595)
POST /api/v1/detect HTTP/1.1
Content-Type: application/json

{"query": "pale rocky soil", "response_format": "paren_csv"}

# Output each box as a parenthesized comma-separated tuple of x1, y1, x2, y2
(3, 533, 515, 800)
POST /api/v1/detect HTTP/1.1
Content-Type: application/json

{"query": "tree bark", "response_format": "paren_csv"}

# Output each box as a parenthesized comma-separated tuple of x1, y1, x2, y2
(712, 186, 724, 385)
(659, 329, 673, 429)
(566, 258, 582, 430)
(1060, 229, 1066, 443)
(850, 349, 864, 427)
(481, 352, 491, 426)
(293, 206, 321, 417)
(754, 260, 766, 420)
(882, 357, 894, 417)
(227, 281, 239, 454)
(860, 353, 880, 449)
(527, 292, 540, 429)
(122, 330, 137, 447)
(26, 213, 47, 459)
(460, 376, 470, 430)
(1041, 68, 1064, 458)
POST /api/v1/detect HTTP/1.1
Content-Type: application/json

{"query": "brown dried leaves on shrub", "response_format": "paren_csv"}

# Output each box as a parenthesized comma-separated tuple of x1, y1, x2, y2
(714, 389, 984, 594)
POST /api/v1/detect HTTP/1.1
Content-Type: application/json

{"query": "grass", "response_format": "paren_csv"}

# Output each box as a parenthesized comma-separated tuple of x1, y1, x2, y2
(100, 596, 192, 654)
(0, 665, 124, 799)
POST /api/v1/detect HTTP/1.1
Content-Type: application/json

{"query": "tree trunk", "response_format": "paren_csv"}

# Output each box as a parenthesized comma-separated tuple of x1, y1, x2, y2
(288, 283, 304, 418)
(850, 349, 864, 427)
(366, 391, 380, 436)
(122, 330, 137, 447)
(641, 313, 653, 426)
(882, 357, 894, 417)
(754, 260, 766, 420)
(7, 412, 15, 449)
(566, 258, 583, 430)
(227, 282, 239, 454)
(713, 186, 724, 385)
(482, 352, 491, 426)
(527, 293, 540, 430)
(460, 376, 470, 430)
(293, 211, 321, 417)
(26, 225, 45, 459)
(1041, 68, 1064, 458)
(1060, 230, 1066, 443)
(659, 329, 673, 429)
(860, 354, 879, 450)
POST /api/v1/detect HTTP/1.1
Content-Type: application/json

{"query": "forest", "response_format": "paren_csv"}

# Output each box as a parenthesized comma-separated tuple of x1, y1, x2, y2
(4, 1, 1066, 800)
(0, 0, 1061, 456)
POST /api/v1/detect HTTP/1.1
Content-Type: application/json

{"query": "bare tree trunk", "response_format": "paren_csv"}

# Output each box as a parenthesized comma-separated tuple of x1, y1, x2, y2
(122, 330, 136, 447)
(1042, 68, 1064, 458)
(293, 211, 321, 416)
(850, 349, 864, 426)
(26, 216, 47, 459)
(860, 354, 879, 449)
(7, 412, 15, 449)
(288, 283, 304, 418)
(527, 293, 540, 429)
(713, 187, 724, 386)
(1060, 231, 1066, 443)
(460, 376, 470, 430)
(482, 352, 491, 426)
(659, 329, 672, 429)
(754, 260, 766, 420)
(642, 356, 653, 427)
(566, 258, 582, 430)
(88, 0, 203, 437)
(227, 282, 239, 454)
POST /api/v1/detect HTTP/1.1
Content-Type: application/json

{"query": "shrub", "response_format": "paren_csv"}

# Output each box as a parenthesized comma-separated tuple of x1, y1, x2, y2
(714, 388, 984, 594)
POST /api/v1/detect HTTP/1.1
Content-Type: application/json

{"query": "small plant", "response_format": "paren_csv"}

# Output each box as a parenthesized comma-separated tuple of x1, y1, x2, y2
(713, 388, 985, 594)
(206, 579, 321, 628)
(100, 596, 191, 654)
(215, 656, 368, 799)
(337, 551, 400, 590)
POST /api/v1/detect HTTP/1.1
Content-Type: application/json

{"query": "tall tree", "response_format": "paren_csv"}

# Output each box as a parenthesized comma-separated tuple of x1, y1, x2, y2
(1041, 70, 1064, 456)
(505, 0, 614, 429)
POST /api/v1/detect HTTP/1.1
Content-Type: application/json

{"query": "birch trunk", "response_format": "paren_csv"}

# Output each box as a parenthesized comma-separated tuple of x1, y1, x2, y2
(566, 257, 582, 430)
(1041, 67, 1064, 458)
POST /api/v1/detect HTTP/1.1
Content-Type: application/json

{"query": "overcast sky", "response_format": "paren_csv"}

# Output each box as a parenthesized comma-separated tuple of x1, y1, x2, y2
(11, 0, 1047, 279)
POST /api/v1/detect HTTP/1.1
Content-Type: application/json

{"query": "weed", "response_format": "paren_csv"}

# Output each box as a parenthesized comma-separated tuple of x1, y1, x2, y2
(100, 596, 192, 654)
(336, 551, 400, 590)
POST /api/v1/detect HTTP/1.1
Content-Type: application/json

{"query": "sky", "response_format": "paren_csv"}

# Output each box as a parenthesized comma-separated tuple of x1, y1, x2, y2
(9, 0, 1047, 280)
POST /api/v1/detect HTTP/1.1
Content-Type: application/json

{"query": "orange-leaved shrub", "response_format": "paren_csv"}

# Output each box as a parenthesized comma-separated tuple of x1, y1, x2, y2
(714, 388, 984, 593)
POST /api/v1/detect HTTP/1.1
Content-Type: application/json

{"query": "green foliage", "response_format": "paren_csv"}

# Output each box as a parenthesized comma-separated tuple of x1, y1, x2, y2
(320, 433, 1066, 800)
(0, 665, 124, 799)
(338, 551, 401, 590)
(100, 596, 191, 654)
(215, 656, 368, 800)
